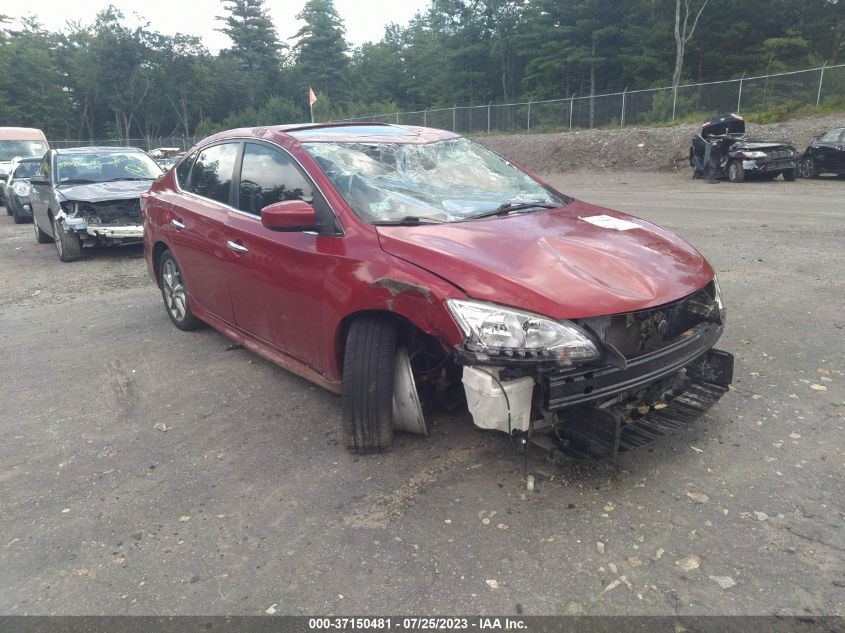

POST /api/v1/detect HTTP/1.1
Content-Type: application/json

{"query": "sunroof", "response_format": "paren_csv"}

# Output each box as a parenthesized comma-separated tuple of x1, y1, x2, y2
(288, 125, 418, 138)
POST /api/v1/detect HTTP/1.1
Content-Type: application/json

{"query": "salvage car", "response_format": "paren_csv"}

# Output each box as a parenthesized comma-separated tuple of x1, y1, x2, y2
(30, 147, 163, 262)
(0, 127, 49, 206)
(144, 123, 733, 460)
(4, 156, 41, 223)
(799, 127, 845, 178)
(690, 114, 798, 182)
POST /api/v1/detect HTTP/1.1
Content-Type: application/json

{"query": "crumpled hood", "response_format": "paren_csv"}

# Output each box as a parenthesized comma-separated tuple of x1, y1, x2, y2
(376, 200, 714, 320)
(57, 180, 153, 203)
(733, 140, 794, 151)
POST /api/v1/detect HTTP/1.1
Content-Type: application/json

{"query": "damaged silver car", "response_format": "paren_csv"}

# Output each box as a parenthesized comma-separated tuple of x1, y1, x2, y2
(29, 147, 163, 262)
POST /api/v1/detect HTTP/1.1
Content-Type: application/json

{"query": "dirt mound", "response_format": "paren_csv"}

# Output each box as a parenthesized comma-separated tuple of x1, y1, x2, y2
(477, 113, 844, 174)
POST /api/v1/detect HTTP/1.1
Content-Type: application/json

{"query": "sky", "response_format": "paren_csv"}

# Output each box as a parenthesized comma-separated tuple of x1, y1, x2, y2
(5, 0, 431, 51)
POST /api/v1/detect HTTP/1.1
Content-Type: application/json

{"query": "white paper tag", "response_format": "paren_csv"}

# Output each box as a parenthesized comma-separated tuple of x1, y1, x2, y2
(580, 214, 641, 231)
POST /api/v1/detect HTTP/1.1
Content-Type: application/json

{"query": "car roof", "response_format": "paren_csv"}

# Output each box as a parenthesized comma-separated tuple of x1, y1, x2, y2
(16, 157, 42, 163)
(202, 122, 461, 146)
(0, 127, 48, 141)
(54, 146, 145, 155)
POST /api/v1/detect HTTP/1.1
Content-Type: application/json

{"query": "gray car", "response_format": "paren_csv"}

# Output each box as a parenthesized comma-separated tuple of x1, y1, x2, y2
(29, 147, 163, 261)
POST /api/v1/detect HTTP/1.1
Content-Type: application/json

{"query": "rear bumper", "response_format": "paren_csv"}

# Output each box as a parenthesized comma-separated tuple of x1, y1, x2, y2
(543, 321, 725, 411)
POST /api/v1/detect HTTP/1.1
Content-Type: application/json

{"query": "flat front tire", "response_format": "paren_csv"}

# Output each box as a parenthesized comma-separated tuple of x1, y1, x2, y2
(341, 317, 397, 453)
(53, 218, 83, 262)
(158, 249, 202, 331)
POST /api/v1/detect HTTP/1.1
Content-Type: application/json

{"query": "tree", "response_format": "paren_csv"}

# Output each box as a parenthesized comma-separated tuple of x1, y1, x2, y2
(293, 0, 350, 100)
(672, 0, 709, 87)
(217, 0, 284, 107)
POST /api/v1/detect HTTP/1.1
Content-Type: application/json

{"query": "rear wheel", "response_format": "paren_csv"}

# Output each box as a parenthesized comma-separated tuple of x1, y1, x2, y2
(727, 161, 745, 183)
(158, 249, 202, 331)
(341, 317, 398, 453)
(782, 168, 797, 182)
(52, 217, 83, 262)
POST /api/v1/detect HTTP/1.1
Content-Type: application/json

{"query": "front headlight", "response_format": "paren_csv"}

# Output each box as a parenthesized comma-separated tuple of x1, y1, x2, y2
(446, 299, 599, 364)
(741, 151, 767, 159)
(11, 181, 31, 197)
(712, 275, 726, 323)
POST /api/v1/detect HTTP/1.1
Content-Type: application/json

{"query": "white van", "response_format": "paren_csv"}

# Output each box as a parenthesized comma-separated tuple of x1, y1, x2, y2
(0, 127, 50, 206)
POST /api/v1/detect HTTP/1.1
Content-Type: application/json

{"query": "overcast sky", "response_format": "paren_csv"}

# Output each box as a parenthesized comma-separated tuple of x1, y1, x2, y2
(6, 0, 431, 51)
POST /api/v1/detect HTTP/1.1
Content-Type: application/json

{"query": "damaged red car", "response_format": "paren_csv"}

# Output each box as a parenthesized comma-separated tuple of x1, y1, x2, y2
(142, 123, 733, 461)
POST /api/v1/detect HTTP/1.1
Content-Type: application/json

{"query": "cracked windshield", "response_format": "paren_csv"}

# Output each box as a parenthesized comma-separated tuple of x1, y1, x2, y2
(303, 137, 566, 224)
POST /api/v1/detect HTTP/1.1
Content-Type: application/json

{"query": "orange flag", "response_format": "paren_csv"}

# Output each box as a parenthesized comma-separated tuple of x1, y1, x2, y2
(308, 86, 318, 106)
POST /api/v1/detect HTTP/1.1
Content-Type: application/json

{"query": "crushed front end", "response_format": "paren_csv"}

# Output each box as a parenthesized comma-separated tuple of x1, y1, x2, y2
(57, 199, 144, 246)
(450, 279, 733, 461)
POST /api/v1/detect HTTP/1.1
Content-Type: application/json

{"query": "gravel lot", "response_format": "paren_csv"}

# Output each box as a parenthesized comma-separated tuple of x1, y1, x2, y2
(0, 171, 843, 616)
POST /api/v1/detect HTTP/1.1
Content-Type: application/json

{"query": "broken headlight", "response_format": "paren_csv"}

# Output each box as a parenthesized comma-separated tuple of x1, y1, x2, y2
(446, 299, 599, 364)
(711, 275, 726, 323)
(740, 151, 767, 159)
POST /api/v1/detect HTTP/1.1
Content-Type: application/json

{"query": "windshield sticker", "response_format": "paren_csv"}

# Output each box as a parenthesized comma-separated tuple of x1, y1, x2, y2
(580, 215, 640, 231)
(369, 200, 391, 212)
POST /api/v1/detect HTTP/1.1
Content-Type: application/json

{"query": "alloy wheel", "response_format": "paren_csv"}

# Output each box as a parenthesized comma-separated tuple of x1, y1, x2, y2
(162, 258, 187, 322)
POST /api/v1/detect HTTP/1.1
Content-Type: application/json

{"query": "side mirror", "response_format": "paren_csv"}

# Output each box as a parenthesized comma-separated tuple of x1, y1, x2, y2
(29, 174, 49, 186)
(261, 199, 317, 232)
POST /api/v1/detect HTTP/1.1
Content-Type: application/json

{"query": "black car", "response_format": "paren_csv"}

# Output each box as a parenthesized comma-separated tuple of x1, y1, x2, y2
(799, 127, 845, 178)
(690, 114, 799, 182)
(4, 157, 42, 224)
(29, 147, 163, 262)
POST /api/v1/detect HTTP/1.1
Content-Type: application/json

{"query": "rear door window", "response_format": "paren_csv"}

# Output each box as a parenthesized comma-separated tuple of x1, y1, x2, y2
(237, 143, 315, 215)
(188, 143, 239, 205)
(175, 151, 198, 189)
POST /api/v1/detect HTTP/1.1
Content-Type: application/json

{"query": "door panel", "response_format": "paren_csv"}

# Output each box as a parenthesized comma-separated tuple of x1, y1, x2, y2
(167, 142, 240, 323)
(225, 142, 338, 368)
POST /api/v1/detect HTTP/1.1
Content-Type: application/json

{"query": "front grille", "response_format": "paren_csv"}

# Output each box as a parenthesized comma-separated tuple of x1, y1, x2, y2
(765, 149, 792, 159)
(578, 283, 720, 359)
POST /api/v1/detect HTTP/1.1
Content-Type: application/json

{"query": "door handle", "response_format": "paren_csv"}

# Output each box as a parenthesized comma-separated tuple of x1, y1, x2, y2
(226, 240, 249, 254)
(171, 219, 186, 230)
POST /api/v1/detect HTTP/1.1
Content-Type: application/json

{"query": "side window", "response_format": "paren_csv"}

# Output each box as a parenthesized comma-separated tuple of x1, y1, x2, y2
(40, 154, 51, 180)
(238, 143, 315, 215)
(175, 151, 198, 189)
(819, 130, 840, 143)
(188, 143, 239, 205)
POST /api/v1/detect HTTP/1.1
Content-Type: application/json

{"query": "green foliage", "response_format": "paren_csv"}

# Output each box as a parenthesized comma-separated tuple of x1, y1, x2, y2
(0, 0, 841, 142)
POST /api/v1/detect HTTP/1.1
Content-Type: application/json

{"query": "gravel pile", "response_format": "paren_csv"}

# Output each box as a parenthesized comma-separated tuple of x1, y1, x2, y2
(477, 113, 845, 174)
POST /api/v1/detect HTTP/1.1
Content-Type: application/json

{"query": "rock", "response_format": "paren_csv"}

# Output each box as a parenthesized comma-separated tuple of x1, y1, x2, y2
(655, 548, 665, 560)
(497, 523, 509, 530)
(178, 515, 191, 522)
(602, 578, 621, 593)
(482, 517, 490, 525)
(810, 384, 828, 391)
(486, 579, 499, 590)
(817, 368, 831, 377)
(265, 604, 277, 615)
(689, 446, 704, 453)
(686, 491, 709, 503)
(154, 422, 168, 432)
(675, 554, 701, 571)
(596, 541, 606, 554)
(709, 575, 736, 589)
(754, 511, 769, 522)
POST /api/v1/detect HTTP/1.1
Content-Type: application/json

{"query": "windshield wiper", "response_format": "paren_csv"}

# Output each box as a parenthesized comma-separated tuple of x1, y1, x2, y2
(468, 201, 558, 220)
(103, 177, 156, 182)
(372, 216, 445, 226)
(57, 179, 96, 185)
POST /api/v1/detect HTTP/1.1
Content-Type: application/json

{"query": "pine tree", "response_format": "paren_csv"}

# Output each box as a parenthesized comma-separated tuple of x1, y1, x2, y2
(293, 0, 350, 101)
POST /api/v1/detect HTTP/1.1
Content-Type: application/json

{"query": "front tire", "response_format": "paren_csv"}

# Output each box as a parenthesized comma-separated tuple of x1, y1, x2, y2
(800, 158, 818, 179)
(727, 161, 745, 183)
(34, 220, 52, 243)
(52, 217, 83, 262)
(341, 317, 397, 453)
(782, 168, 797, 181)
(158, 249, 202, 331)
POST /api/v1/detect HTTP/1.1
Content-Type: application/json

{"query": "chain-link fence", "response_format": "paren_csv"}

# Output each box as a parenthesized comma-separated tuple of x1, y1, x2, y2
(342, 63, 845, 134)
(47, 136, 201, 151)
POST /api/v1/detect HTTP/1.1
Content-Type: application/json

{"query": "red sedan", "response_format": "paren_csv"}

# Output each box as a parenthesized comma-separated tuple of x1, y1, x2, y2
(143, 123, 732, 460)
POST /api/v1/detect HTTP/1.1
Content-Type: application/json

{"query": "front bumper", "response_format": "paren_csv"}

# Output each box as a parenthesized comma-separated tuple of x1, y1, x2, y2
(543, 321, 724, 410)
(86, 225, 144, 239)
(742, 157, 797, 172)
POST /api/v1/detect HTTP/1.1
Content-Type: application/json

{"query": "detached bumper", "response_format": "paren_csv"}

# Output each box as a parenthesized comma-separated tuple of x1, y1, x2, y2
(743, 158, 796, 172)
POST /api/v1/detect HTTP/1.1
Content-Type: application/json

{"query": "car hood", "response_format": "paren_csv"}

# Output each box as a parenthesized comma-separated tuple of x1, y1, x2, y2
(376, 200, 714, 320)
(733, 140, 794, 151)
(56, 180, 153, 203)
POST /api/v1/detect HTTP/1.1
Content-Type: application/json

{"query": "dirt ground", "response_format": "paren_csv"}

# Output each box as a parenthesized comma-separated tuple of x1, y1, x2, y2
(0, 171, 843, 617)
(478, 113, 845, 173)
